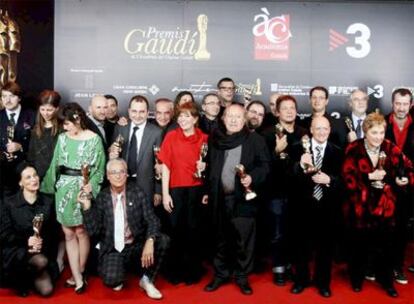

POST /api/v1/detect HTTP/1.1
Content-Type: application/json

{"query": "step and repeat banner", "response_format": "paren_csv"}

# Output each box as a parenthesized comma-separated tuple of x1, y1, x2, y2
(54, 0, 414, 116)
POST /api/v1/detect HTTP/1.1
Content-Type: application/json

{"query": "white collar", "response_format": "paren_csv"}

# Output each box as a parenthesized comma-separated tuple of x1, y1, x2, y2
(6, 104, 21, 120)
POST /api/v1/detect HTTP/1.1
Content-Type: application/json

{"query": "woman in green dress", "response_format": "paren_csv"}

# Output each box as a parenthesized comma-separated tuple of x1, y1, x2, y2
(41, 102, 105, 293)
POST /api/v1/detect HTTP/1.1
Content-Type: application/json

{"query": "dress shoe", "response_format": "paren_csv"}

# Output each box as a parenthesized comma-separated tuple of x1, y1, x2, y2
(139, 276, 163, 300)
(291, 283, 306, 294)
(204, 277, 229, 292)
(17, 289, 29, 297)
(236, 280, 253, 295)
(318, 287, 332, 298)
(113, 283, 123, 291)
(385, 287, 398, 298)
(273, 273, 286, 286)
(352, 286, 362, 292)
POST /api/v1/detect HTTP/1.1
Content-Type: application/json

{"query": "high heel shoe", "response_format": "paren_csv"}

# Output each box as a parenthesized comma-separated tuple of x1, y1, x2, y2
(75, 281, 87, 294)
(64, 278, 76, 288)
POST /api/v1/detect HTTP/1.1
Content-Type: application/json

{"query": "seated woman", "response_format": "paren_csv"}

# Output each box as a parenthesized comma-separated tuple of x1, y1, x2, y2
(0, 164, 59, 297)
(342, 112, 414, 298)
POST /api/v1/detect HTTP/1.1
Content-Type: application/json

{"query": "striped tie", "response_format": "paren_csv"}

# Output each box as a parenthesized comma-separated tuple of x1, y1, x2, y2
(313, 146, 323, 201)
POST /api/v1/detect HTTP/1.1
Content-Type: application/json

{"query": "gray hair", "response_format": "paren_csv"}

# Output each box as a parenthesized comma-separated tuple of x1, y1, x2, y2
(106, 158, 127, 172)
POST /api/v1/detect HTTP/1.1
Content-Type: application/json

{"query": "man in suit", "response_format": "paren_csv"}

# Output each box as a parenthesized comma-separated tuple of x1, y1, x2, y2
(333, 89, 368, 149)
(86, 95, 109, 148)
(384, 88, 414, 285)
(79, 158, 169, 298)
(109, 95, 163, 207)
(199, 93, 220, 135)
(289, 116, 342, 298)
(0, 81, 35, 198)
(203, 104, 270, 295)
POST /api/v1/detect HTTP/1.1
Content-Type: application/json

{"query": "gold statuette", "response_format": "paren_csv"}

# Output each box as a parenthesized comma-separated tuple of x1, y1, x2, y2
(153, 145, 162, 180)
(371, 151, 387, 189)
(79, 164, 92, 200)
(301, 135, 318, 174)
(194, 143, 208, 178)
(235, 164, 257, 201)
(344, 117, 354, 132)
(30, 214, 44, 253)
(275, 123, 288, 160)
(194, 14, 211, 60)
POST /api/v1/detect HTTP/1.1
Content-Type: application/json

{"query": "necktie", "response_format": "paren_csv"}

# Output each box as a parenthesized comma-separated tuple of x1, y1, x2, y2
(9, 113, 16, 126)
(114, 193, 125, 252)
(355, 119, 363, 139)
(313, 146, 323, 201)
(127, 126, 139, 176)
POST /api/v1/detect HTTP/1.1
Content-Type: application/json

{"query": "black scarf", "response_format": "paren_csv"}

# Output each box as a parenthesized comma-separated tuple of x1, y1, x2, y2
(211, 126, 250, 150)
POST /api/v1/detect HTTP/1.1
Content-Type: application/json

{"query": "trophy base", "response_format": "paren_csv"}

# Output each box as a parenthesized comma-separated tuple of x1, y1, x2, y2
(371, 181, 385, 189)
(304, 167, 318, 175)
(245, 191, 257, 201)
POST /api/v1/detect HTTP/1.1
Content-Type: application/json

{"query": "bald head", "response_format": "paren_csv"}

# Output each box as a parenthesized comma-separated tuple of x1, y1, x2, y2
(310, 116, 331, 144)
(223, 103, 246, 134)
(89, 95, 108, 122)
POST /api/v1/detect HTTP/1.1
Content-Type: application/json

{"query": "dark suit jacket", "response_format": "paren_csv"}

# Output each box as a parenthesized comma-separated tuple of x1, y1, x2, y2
(111, 122, 162, 200)
(82, 183, 161, 256)
(85, 116, 108, 149)
(290, 140, 343, 227)
(0, 108, 35, 162)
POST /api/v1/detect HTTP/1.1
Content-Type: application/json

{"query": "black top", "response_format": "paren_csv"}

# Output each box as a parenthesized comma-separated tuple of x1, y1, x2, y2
(199, 115, 220, 135)
(27, 128, 59, 179)
(0, 191, 59, 269)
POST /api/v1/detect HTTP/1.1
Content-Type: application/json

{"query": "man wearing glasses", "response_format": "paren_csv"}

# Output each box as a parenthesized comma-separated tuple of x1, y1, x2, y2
(217, 77, 236, 109)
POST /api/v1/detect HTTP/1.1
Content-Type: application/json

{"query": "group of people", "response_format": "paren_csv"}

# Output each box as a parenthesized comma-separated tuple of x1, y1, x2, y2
(0, 78, 413, 300)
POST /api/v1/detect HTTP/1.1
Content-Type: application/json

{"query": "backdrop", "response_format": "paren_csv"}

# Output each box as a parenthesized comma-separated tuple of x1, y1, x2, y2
(54, 0, 414, 116)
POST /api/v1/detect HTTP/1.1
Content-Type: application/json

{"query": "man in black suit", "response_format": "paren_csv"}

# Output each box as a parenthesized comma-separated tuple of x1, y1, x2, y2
(0, 81, 35, 198)
(384, 88, 414, 285)
(86, 95, 109, 148)
(109, 95, 162, 207)
(203, 104, 270, 295)
(289, 116, 342, 298)
(333, 89, 368, 150)
(79, 158, 169, 298)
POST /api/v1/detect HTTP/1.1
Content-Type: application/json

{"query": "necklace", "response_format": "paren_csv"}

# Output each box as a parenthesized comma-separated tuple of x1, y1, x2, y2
(364, 139, 380, 157)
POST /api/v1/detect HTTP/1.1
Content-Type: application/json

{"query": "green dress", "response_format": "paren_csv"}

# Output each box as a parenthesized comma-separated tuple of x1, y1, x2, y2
(41, 133, 105, 227)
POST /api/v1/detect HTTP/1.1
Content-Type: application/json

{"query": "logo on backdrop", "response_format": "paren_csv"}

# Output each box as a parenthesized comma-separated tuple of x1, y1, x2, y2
(124, 14, 211, 61)
(270, 83, 312, 96)
(113, 84, 160, 96)
(171, 81, 215, 99)
(252, 7, 292, 61)
(329, 23, 371, 59)
(367, 84, 384, 98)
(328, 86, 359, 96)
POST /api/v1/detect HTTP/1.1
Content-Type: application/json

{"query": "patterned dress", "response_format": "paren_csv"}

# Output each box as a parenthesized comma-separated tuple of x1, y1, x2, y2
(41, 133, 105, 226)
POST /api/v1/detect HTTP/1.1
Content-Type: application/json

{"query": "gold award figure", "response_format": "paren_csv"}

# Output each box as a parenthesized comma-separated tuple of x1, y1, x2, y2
(194, 143, 208, 178)
(254, 78, 262, 96)
(153, 145, 162, 180)
(275, 123, 288, 160)
(235, 164, 257, 201)
(371, 151, 387, 189)
(194, 14, 211, 61)
(301, 135, 318, 174)
(30, 214, 44, 253)
(79, 164, 92, 200)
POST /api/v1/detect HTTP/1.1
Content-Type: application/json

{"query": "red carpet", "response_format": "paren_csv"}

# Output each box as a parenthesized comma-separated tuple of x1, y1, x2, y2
(1, 261, 413, 304)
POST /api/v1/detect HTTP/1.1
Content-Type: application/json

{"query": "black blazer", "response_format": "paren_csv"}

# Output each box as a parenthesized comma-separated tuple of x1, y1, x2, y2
(85, 116, 108, 149)
(82, 183, 161, 256)
(0, 108, 35, 162)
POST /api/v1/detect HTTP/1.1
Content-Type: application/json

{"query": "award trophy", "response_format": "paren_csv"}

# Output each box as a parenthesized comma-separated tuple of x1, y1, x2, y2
(344, 117, 354, 132)
(275, 123, 288, 159)
(79, 164, 92, 200)
(5, 125, 15, 159)
(194, 143, 208, 178)
(235, 164, 257, 201)
(30, 214, 44, 253)
(371, 151, 387, 189)
(153, 145, 162, 180)
(194, 14, 211, 60)
(300, 135, 318, 174)
(114, 134, 125, 153)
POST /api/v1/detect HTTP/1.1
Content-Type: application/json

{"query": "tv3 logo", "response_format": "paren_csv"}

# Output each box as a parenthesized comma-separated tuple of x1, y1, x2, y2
(329, 23, 371, 58)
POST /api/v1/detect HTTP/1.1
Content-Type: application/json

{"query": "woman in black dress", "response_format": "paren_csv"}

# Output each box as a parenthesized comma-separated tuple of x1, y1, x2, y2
(0, 164, 59, 297)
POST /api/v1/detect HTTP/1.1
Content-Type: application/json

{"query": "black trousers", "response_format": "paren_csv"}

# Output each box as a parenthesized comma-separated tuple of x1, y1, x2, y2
(291, 199, 334, 288)
(165, 186, 204, 281)
(213, 194, 256, 282)
(347, 226, 395, 289)
(99, 234, 169, 287)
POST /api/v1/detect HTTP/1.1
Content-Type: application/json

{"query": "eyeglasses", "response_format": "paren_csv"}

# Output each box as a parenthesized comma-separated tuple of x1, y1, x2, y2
(108, 169, 127, 176)
(219, 86, 235, 91)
